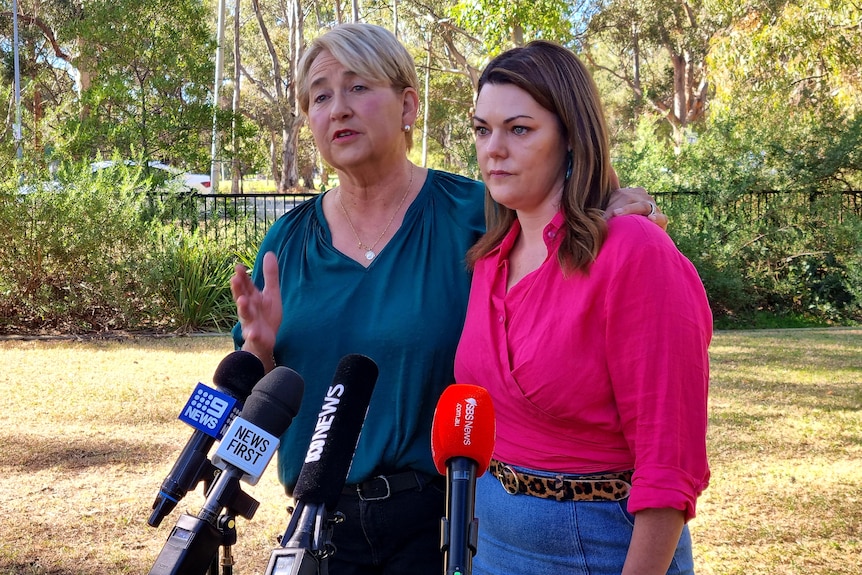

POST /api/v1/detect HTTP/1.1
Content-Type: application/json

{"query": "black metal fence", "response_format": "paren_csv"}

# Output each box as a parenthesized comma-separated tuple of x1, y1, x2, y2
(157, 191, 318, 248)
(653, 190, 862, 222)
(161, 189, 861, 247)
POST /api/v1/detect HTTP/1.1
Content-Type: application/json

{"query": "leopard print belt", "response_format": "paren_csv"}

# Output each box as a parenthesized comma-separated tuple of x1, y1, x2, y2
(489, 458, 633, 502)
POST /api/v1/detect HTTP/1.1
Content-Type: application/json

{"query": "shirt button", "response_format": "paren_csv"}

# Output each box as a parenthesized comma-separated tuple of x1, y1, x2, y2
(498, 314, 505, 323)
(547, 230, 556, 239)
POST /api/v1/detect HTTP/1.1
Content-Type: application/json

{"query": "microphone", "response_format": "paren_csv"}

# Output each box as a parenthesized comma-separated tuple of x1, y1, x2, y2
(149, 350, 265, 527)
(264, 354, 379, 575)
(149, 366, 305, 575)
(431, 384, 496, 575)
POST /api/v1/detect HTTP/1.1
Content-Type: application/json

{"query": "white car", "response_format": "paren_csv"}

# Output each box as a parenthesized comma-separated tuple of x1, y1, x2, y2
(91, 160, 212, 194)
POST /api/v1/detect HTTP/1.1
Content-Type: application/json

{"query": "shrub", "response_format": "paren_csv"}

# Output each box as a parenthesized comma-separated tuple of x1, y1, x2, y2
(152, 229, 239, 332)
(0, 163, 247, 334)
(0, 165, 167, 332)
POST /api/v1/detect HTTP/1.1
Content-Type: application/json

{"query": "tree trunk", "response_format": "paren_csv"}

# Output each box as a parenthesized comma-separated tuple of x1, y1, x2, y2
(279, 118, 300, 192)
(671, 51, 687, 147)
(250, 0, 303, 193)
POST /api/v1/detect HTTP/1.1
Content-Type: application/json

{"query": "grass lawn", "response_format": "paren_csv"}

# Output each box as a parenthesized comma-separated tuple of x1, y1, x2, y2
(0, 328, 859, 574)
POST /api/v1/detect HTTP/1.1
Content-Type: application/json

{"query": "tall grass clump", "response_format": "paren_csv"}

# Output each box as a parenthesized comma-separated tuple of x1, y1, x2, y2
(153, 229, 240, 332)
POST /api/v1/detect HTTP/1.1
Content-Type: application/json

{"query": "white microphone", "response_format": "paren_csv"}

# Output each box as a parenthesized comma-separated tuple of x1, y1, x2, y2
(149, 366, 305, 575)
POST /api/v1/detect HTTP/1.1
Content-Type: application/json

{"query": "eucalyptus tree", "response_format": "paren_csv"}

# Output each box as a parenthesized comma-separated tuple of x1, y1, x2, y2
(2, 0, 217, 168)
(242, 0, 305, 191)
(1, 0, 79, 165)
(65, 0, 216, 165)
(581, 0, 725, 149)
(386, 1, 481, 173)
(706, 0, 862, 193)
(450, 0, 582, 55)
(237, 0, 480, 188)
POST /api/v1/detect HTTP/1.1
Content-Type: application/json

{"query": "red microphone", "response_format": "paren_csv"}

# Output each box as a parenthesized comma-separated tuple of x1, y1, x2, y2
(431, 384, 495, 575)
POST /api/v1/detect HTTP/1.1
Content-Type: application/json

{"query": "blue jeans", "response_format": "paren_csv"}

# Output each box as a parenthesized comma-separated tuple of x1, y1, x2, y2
(324, 476, 446, 575)
(473, 468, 694, 575)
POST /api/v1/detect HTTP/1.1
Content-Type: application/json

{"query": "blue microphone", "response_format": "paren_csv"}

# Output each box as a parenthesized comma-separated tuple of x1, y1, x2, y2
(148, 350, 264, 527)
(149, 365, 305, 575)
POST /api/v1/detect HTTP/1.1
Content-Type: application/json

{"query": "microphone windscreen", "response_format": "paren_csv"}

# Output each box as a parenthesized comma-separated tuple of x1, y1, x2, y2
(212, 350, 265, 399)
(431, 384, 496, 476)
(240, 366, 305, 438)
(292, 354, 379, 510)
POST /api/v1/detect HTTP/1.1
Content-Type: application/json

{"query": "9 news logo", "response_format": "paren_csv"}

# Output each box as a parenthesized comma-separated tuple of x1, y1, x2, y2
(178, 382, 238, 439)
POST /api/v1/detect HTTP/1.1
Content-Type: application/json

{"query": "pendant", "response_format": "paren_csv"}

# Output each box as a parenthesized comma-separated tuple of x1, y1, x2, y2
(365, 250, 376, 260)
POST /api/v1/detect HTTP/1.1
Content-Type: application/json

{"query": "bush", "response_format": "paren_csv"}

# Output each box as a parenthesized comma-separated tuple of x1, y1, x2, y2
(0, 166, 166, 332)
(153, 229, 239, 332)
(0, 163, 249, 334)
(619, 112, 862, 328)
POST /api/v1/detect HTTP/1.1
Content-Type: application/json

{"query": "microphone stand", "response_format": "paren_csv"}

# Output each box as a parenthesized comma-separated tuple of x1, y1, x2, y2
(262, 501, 342, 575)
(216, 513, 237, 575)
(441, 458, 480, 575)
(149, 469, 260, 575)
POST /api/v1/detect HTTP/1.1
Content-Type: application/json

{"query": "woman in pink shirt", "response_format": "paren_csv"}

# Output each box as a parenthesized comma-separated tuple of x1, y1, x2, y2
(454, 40, 712, 575)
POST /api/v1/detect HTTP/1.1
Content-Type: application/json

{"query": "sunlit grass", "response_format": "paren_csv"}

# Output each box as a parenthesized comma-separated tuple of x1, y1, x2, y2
(0, 329, 859, 574)
(691, 328, 861, 575)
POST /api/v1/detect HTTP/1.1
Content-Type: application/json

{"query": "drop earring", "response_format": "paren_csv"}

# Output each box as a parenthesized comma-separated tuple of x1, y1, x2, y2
(564, 151, 573, 181)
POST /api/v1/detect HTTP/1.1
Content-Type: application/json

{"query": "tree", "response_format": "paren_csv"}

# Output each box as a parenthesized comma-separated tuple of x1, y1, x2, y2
(708, 1, 862, 116)
(582, 0, 727, 149)
(241, 0, 304, 192)
(1, 0, 78, 163)
(2, 0, 217, 168)
(67, 0, 215, 165)
(451, 0, 582, 54)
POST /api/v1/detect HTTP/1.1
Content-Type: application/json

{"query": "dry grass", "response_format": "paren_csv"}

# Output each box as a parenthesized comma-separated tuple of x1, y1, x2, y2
(0, 336, 287, 575)
(691, 328, 861, 575)
(0, 329, 859, 574)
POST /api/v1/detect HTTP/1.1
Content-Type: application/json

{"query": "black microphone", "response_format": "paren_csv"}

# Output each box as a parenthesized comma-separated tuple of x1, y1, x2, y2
(149, 350, 265, 527)
(149, 366, 305, 575)
(263, 354, 379, 575)
(431, 384, 496, 575)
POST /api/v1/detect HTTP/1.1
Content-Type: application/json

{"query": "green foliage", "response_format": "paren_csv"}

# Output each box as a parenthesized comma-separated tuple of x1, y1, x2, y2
(153, 229, 239, 333)
(708, 1, 862, 113)
(0, 162, 249, 334)
(419, 62, 477, 175)
(616, 107, 862, 327)
(452, 0, 581, 54)
(0, 164, 166, 332)
(612, 114, 677, 192)
(54, 0, 216, 167)
(2, 0, 861, 333)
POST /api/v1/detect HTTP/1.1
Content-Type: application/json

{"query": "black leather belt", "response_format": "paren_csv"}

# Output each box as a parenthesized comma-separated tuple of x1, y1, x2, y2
(342, 470, 438, 501)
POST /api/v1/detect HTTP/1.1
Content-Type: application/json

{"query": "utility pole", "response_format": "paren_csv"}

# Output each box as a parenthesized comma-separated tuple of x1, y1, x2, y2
(210, 0, 228, 192)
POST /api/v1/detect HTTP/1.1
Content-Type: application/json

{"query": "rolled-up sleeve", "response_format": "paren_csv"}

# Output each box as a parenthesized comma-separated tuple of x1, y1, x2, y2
(604, 217, 712, 521)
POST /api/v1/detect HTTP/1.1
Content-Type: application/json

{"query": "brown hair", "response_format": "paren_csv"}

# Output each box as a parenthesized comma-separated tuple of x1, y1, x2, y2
(466, 40, 614, 274)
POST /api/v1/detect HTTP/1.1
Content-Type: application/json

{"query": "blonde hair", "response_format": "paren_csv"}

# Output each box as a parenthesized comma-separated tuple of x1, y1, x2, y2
(466, 40, 614, 274)
(297, 23, 420, 149)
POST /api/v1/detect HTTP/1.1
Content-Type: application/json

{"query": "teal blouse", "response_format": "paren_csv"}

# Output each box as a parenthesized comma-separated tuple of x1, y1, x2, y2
(233, 169, 486, 489)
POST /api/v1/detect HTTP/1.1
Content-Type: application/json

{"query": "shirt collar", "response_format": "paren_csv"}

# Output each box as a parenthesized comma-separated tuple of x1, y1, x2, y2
(493, 211, 565, 268)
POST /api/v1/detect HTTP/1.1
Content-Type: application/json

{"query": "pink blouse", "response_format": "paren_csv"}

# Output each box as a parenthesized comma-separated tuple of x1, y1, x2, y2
(454, 213, 712, 521)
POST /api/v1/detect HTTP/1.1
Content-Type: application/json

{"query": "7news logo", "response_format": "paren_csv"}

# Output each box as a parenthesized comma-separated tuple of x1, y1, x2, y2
(178, 383, 239, 439)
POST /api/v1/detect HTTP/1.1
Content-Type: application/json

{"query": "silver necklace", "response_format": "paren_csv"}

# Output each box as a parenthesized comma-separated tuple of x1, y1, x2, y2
(337, 168, 414, 261)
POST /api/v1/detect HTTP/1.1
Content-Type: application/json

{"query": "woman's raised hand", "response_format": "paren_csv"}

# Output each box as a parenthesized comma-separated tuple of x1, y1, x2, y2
(231, 251, 283, 372)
